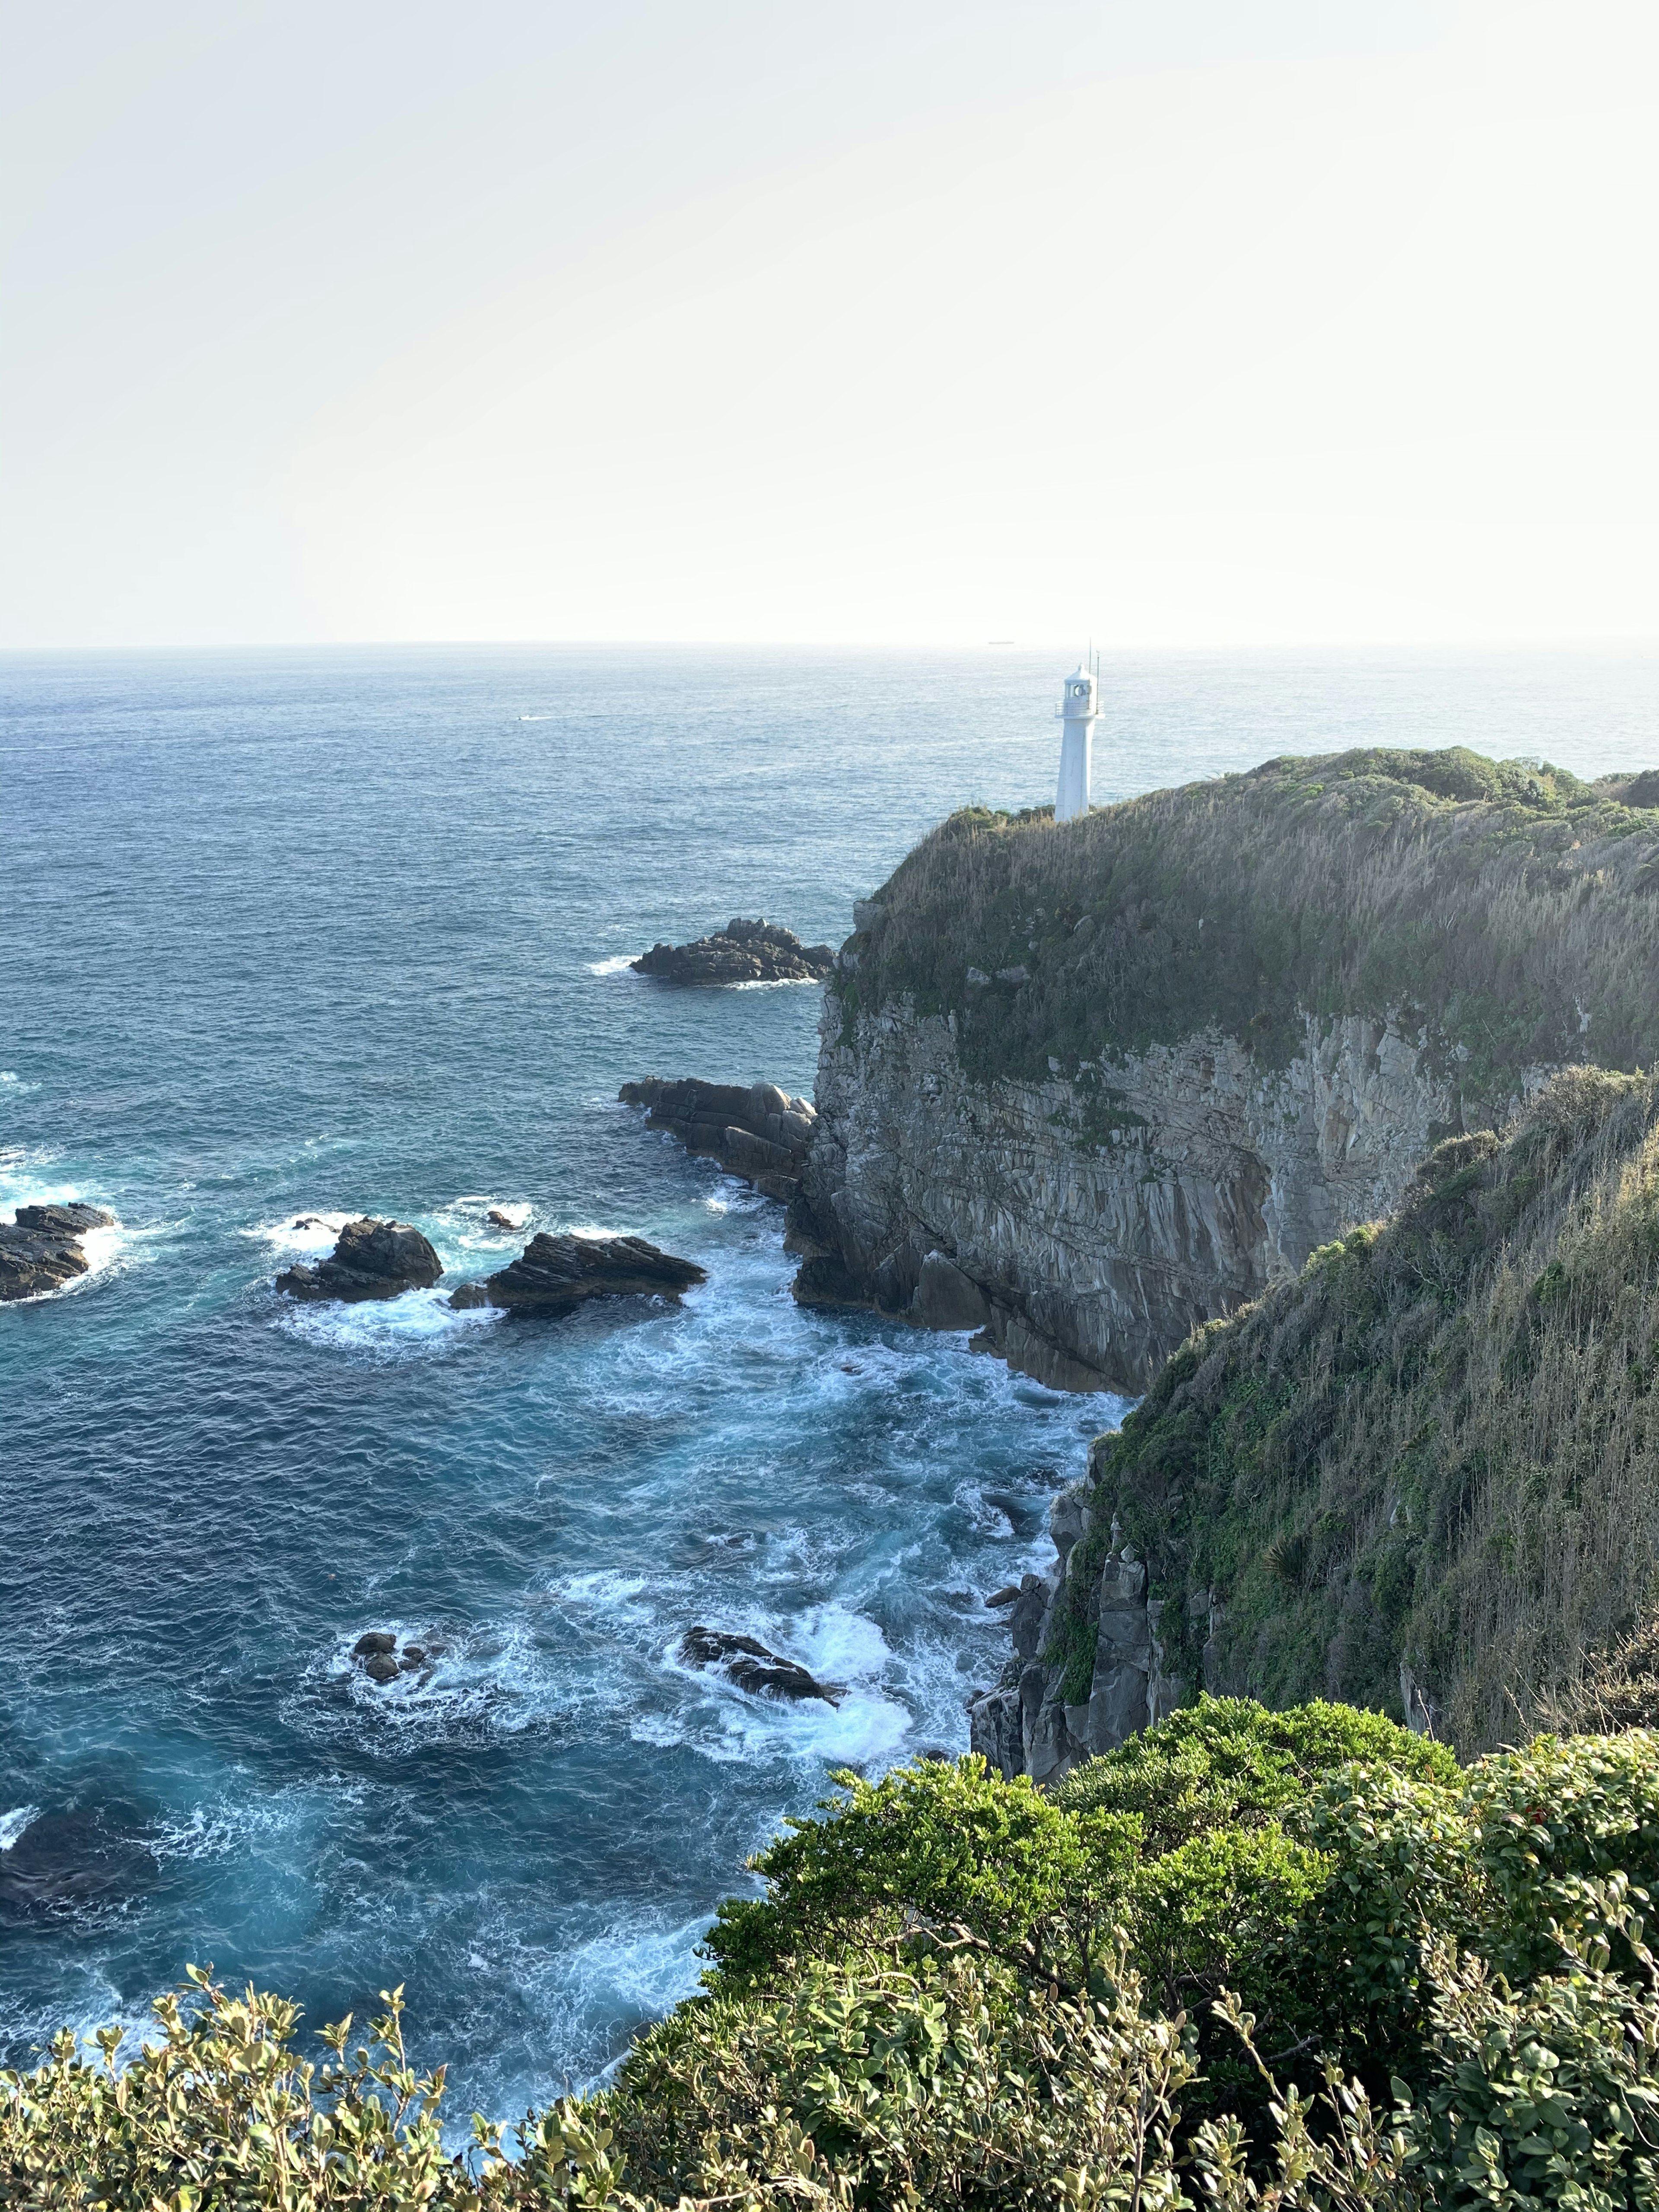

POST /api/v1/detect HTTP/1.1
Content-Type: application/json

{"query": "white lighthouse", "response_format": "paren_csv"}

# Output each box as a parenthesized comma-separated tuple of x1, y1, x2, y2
(1054, 660, 1099, 822)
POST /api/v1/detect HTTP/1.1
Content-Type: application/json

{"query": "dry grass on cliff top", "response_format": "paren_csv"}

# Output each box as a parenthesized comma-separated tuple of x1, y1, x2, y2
(849, 747, 1659, 1118)
(1058, 1065, 1659, 1755)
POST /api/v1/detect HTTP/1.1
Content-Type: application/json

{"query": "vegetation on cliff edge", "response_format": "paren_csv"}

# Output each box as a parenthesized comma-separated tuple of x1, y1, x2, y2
(1050, 1065, 1659, 1753)
(13, 1707, 1659, 2208)
(842, 748, 1659, 1113)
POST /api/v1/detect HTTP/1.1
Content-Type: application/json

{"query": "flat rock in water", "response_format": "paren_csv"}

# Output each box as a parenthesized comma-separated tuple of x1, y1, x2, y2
(452, 1231, 706, 1314)
(631, 918, 834, 986)
(680, 1624, 845, 1706)
(0, 1205, 114, 1302)
(276, 1217, 443, 1303)
(15, 1203, 115, 1236)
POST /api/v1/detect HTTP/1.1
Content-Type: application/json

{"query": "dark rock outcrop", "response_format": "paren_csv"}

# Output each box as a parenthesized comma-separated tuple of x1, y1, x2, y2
(276, 1218, 443, 1303)
(350, 1630, 445, 1687)
(967, 1488, 1183, 1786)
(632, 918, 834, 986)
(680, 1625, 844, 1706)
(0, 1204, 115, 1302)
(448, 1232, 706, 1313)
(620, 1076, 819, 1204)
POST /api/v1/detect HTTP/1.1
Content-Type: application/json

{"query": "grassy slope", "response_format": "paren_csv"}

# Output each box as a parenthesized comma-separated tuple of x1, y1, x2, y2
(847, 749, 1659, 1117)
(1053, 1068, 1659, 1753)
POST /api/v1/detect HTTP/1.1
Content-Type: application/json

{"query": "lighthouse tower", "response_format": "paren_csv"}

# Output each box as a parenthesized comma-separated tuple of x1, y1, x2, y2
(1054, 661, 1098, 822)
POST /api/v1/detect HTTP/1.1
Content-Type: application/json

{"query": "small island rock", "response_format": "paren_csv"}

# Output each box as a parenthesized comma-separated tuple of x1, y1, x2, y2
(449, 1231, 706, 1314)
(631, 918, 834, 987)
(276, 1218, 443, 1303)
(680, 1625, 844, 1707)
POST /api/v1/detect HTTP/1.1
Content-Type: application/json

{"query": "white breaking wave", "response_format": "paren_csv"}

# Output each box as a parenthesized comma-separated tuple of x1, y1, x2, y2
(0, 1805, 39, 1851)
(276, 1284, 501, 1360)
(586, 953, 639, 976)
(242, 1209, 353, 1253)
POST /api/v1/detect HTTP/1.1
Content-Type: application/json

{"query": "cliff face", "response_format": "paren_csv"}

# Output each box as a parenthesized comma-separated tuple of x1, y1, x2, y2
(795, 996, 1451, 1394)
(976, 1066, 1659, 1779)
(791, 748, 1659, 1397)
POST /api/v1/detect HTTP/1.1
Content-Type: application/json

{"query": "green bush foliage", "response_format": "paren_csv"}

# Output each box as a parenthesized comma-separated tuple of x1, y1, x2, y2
(699, 1754, 1121, 1991)
(11, 1712, 1659, 2207)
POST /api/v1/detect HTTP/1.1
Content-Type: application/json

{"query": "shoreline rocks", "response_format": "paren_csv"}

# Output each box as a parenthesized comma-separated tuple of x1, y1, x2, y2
(631, 918, 834, 987)
(0, 1202, 116, 1303)
(620, 1076, 819, 1205)
(448, 1231, 706, 1314)
(968, 1484, 1184, 1787)
(680, 1625, 845, 1706)
(276, 1218, 444, 1303)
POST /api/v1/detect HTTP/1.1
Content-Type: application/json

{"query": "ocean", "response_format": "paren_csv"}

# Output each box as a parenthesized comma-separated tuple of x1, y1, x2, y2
(3, 643, 1656, 2119)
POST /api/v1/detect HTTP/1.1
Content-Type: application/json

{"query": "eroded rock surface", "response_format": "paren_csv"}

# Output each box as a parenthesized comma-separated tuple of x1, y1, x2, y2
(276, 1218, 443, 1303)
(620, 1076, 819, 1205)
(0, 1203, 115, 1302)
(791, 989, 1457, 1393)
(680, 1625, 844, 1706)
(968, 1486, 1187, 1786)
(632, 918, 834, 986)
(449, 1232, 706, 1313)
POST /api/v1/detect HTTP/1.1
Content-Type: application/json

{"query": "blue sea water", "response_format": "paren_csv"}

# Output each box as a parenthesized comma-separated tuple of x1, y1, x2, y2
(3, 643, 1656, 2120)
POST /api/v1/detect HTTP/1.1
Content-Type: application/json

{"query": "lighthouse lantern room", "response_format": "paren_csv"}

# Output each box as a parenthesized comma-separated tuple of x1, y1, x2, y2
(1055, 661, 1098, 822)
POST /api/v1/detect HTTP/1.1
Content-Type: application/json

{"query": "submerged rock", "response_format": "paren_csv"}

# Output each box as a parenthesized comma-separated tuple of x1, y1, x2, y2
(631, 918, 834, 987)
(486, 1208, 517, 1230)
(0, 1204, 115, 1302)
(449, 1231, 706, 1314)
(276, 1217, 443, 1303)
(0, 1805, 157, 1925)
(619, 1076, 819, 1204)
(680, 1625, 845, 1707)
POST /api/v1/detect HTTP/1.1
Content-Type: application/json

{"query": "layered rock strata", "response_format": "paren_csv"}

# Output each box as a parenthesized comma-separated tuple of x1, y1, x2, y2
(276, 1218, 443, 1302)
(449, 1231, 706, 1313)
(968, 1482, 1188, 1784)
(620, 1076, 819, 1205)
(632, 918, 834, 986)
(790, 992, 1456, 1393)
(0, 1202, 116, 1302)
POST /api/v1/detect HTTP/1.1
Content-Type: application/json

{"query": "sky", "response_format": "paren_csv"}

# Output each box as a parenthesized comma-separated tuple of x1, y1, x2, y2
(3, 0, 1656, 650)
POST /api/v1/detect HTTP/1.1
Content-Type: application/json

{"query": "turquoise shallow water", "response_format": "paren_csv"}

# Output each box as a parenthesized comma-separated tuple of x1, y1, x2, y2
(2, 644, 1656, 2118)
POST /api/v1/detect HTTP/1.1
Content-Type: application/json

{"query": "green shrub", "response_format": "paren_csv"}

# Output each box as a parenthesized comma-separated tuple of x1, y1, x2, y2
(1467, 1730, 1659, 1983)
(699, 1754, 1127, 1990)
(1400, 1900, 1659, 2209)
(1053, 1697, 1456, 1857)
(598, 1940, 1193, 2211)
(0, 1970, 483, 2210)
(1122, 1824, 1330, 2021)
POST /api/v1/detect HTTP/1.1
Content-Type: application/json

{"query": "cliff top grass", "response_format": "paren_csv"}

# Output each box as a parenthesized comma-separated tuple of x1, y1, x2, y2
(1055, 1065, 1659, 1755)
(844, 747, 1659, 1115)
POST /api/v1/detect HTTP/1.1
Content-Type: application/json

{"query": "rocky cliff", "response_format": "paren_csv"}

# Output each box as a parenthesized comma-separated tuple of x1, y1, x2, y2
(790, 748, 1659, 1395)
(976, 1066, 1659, 1779)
